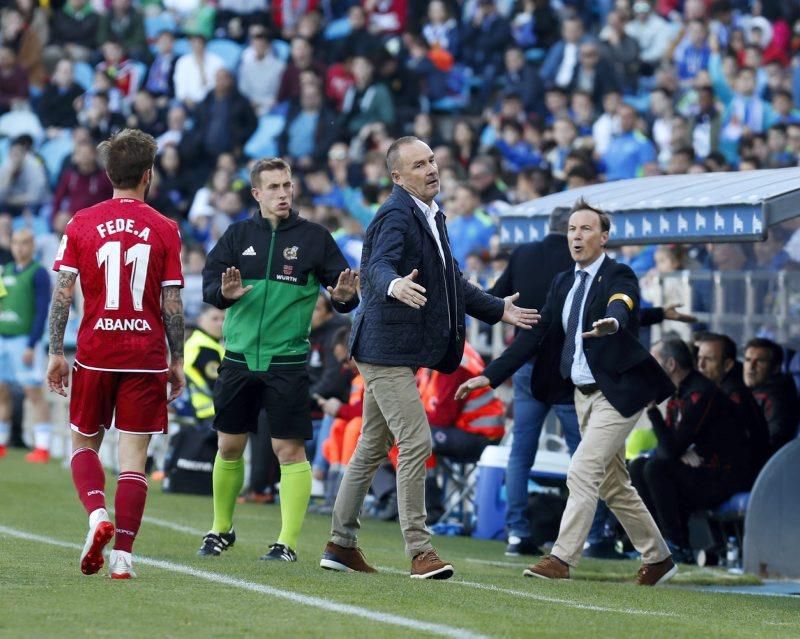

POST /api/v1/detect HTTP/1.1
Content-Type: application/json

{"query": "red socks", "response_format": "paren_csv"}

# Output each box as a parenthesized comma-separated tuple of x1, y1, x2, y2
(71, 448, 106, 514)
(113, 472, 148, 553)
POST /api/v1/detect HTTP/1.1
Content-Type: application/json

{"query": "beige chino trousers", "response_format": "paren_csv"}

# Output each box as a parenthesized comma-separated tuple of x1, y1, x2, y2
(551, 389, 670, 567)
(330, 361, 433, 557)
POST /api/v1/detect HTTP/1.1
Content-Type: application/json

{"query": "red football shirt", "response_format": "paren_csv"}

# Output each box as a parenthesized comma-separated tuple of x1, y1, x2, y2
(53, 198, 184, 372)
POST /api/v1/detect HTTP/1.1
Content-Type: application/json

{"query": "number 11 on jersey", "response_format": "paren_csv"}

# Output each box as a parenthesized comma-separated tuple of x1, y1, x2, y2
(97, 241, 152, 311)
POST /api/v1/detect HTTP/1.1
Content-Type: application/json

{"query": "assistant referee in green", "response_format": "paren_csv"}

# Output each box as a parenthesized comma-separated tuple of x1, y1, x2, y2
(198, 157, 359, 561)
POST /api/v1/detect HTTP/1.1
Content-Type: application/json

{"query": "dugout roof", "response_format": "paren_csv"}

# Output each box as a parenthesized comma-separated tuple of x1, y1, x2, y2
(499, 167, 800, 246)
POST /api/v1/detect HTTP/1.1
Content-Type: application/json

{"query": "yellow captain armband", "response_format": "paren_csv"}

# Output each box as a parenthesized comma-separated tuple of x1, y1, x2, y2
(607, 293, 634, 311)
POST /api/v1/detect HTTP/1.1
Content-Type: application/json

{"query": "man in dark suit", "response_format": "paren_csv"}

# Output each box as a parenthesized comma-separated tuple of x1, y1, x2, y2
(489, 209, 580, 557)
(320, 136, 538, 579)
(457, 197, 677, 586)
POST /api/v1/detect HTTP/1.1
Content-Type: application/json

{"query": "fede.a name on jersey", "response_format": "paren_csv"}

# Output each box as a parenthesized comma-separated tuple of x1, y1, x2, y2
(96, 217, 151, 241)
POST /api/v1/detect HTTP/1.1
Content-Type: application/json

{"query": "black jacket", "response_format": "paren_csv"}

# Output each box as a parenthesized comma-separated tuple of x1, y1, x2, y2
(350, 185, 504, 372)
(308, 314, 351, 418)
(721, 369, 770, 478)
(483, 255, 674, 416)
(647, 370, 749, 473)
(36, 82, 83, 129)
(752, 374, 800, 455)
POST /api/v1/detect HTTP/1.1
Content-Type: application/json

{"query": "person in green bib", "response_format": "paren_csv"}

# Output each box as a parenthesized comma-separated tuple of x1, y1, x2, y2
(0, 229, 53, 462)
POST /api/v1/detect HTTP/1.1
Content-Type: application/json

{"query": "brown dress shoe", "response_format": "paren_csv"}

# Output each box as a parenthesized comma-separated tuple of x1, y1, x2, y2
(523, 555, 570, 580)
(635, 556, 677, 586)
(410, 548, 454, 580)
(319, 542, 377, 573)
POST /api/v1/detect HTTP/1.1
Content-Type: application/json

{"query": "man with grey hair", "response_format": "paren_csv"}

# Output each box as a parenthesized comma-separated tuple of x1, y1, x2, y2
(320, 136, 539, 579)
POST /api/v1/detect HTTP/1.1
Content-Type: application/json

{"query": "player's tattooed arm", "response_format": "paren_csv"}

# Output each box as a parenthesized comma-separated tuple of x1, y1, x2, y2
(48, 270, 77, 356)
(162, 285, 185, 362)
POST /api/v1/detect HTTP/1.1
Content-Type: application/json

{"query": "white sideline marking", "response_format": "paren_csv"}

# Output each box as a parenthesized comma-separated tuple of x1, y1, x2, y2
(467, 558, 530, 568)
(0, 525, 488, 639)
(107, 513, 677, 618)
(376, 565, 677, 618)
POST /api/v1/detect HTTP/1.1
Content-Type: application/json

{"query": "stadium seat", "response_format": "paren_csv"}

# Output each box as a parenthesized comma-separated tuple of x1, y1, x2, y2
(243, 114, 286, 159)
(73, 61, 94, 91)
(323, 17, 352, 40)
(271, 39, 290, 61)
(0, 111, 45, 145)
(207, 39, 243, 71)
(144, 12, 178, 40)
(173, 38, 191, 57)
(39, 135, 75, 187)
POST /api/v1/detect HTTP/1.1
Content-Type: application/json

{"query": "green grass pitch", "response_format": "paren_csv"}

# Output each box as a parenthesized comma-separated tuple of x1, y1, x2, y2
(1, 449, 797, 638)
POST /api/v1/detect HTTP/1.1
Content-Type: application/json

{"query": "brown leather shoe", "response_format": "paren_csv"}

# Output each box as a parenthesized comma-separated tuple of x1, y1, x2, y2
(635, 556, 678, 586)
(410, 548, 454, 580)
(319, 542, 377, 573)
(523, 555, 570, 580)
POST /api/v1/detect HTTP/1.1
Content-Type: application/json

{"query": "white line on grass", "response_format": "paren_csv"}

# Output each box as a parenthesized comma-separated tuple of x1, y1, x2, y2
(375, 565, 677, 618)
(466, 558, 530, 569)
(0, 525, 489, 639)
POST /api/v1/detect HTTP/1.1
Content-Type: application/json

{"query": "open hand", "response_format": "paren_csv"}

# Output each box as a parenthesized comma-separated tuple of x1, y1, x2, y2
(454, 375, 490, 400)
(501, 292, 540, 329)
(662, 303, 697, 324)
(582, 317, 618, 339)
(168, 361, 186, 403)
(328, 268, 358, 303)
(391, 269, 427, 309)
(221, 267, 253, 301)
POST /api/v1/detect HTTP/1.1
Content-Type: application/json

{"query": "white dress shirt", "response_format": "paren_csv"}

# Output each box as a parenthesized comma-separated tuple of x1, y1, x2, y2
(387, 194, 445, 297)
(561, 253, 618, 386)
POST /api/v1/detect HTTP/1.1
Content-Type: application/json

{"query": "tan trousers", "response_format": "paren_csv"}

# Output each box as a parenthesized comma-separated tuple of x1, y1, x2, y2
(551, 389, 670, 567)
(330, 361, 433, 558)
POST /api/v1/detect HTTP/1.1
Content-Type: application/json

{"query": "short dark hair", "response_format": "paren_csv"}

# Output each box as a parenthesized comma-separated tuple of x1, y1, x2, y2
(97, 129, 157, 189)
(250, 157, 291, 187)
(659, 338, 694, 371)
(386, 136, 422, 173)
(566, 163, 596, 183)
(549, 208, 571, 234)
(569, 196, 610, 233)
(697, 332, 737, 362)
(744, 337, 783, 369)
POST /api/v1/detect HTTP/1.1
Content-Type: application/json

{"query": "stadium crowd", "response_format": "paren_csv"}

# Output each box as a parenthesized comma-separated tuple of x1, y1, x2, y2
(1, 0, 800, 563)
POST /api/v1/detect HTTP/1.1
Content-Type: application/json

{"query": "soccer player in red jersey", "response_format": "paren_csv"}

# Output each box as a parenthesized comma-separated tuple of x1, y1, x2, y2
(47, 129, 185, 579)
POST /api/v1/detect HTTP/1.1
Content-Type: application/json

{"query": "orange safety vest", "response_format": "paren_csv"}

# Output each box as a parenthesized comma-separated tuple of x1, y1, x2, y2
(419, 343, 506, 440)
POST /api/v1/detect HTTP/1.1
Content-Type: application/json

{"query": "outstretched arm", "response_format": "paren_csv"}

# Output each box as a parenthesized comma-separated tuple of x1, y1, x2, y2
(46, 270, 77, 396)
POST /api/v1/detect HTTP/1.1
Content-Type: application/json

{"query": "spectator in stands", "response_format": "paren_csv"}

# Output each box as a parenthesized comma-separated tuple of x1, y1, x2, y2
(570, 41, 621, 109)
(603, 103, 657, 180)
(97, 0, 147, 62)
(540, 15, 590, 90)
(155, 144, 192, 219)
(332, 5, 382, 61)
(95, 39, 143, 101)
(421, 1, 460, 59)
(509, 0, 558, 51)
(719, 66, 773, 163)
(446, 183, 495, 268)
(37, 59, 83, 133)
(48, 0, 99, 63)
(696, 332, 770, 480)
(144, 30, 178, 105)
(600, 10, 640, 93)
(0, 45, 28, 114)
(126, 90, 166, 138)
(278, 36, 326, 105)
(499, 46, 544, 116)
(193, 68, 257, 164)
(743, 337, 800, 455)
(0, 229, 52, 464)
(78, 91, 126, 143)
(546, 118, 578, 180)
(495, 120, 542, 174)
(625, 1, 675, 75)
(364, 0, 407, 37)
(51, 141, 113, 219)
(155, 104, 189, 153)
(674, 19, 711, 86)
(592, 89, 622, 156)
(341, 56, 395, 138)
(461, 0, 511, 105)
(173, 33, 224, 109)
(468, 155, 508, 204)
(2, 7, 45, 90)
(689, 85, 722, 159)
(0, 137, 48, 217)
(278, 80, 339, 169)
(238, 30, 285, 116)
(631, 337, 749, 563)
